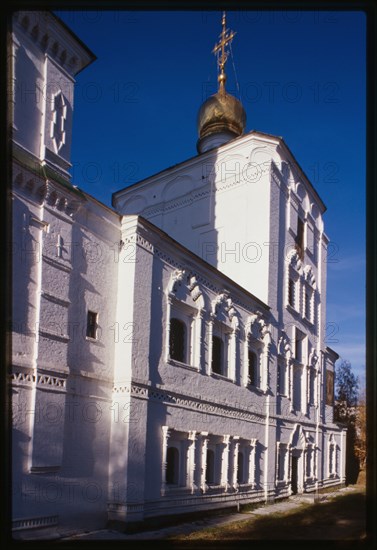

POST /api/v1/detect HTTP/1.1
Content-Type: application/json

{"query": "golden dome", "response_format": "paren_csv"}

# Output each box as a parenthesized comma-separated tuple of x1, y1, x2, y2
(196, 12, 246, 153)
(197, 91, 246, 141)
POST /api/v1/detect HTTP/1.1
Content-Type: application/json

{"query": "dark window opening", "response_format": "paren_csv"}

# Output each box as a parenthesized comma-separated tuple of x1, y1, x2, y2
(309, 369, 315, 404)
(212, 335, 223, 375)
(166, 447, 179, 485)
(248, 350, 258, 386)
(288, 278, 295, 308)
(278, 361, 285, 395)
(305, 292, 311, 320)
(237, 451, 244, 484)
(326, 370, 334, 406)
(206, 449, 215, 484)
(295, 330, 304, 363)
(277, 450, 283, 480)
(169, 318, 186, 362)
(86, 311, 98, 339)
(293, 366, 302, 411)
(295, 217, 304, 260)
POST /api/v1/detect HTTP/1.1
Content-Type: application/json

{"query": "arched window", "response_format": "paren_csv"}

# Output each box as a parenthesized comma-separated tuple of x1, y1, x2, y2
(169, 318, 186, 362)
(212, 335, 223, 375)
(206, 449, 215, 484)
(166, 447, 179, 485)
(248, 350, 258, 386)
(237, 451, 244, 483)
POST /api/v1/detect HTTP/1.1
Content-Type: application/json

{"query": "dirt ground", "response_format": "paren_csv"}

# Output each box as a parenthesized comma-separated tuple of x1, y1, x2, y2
(172, 476, 367, 541)
(65, 476, 368, 542)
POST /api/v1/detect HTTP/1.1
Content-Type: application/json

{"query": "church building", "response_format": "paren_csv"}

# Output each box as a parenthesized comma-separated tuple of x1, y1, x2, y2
(10, 11, 346, 538)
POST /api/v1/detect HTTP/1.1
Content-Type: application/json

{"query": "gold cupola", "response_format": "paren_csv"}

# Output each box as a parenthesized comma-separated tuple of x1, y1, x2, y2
(197, 12, 246, 154)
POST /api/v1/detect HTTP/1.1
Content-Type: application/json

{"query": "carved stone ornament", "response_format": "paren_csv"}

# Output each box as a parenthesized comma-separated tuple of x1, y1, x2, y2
(287, 248, 302, 273)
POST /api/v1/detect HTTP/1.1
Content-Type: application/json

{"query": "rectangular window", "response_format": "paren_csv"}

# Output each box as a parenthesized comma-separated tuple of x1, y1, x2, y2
(86, 311, 98, 339)
(326, 370, 334, 405)
(305, 291, 311, 320)
(169, 318, 186, 362)
(288, 278, 295, 308)
(277, 445, 286, 481)
(293, 365, 302, 411)
(278, 361, 286, 395)
(296, 217, 304, 260)
(212, 335, 223, 375)
(248, 350, 258, 386)
(309, 368, 316, 404)
(295, 329, 305, 363)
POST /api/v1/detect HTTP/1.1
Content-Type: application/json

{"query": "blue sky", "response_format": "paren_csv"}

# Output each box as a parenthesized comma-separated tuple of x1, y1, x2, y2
(56, 10, 366, 386)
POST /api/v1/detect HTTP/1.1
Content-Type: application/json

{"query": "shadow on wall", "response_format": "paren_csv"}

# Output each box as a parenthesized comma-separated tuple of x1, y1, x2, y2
(346, 424, 360, 485)
(12, 198, 37, 339)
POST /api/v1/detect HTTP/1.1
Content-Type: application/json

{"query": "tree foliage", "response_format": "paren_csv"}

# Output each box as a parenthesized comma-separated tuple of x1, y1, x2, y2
(334, 359, 359, 423)
(354, 390, 367, 470)
(334, 359, 362, 483)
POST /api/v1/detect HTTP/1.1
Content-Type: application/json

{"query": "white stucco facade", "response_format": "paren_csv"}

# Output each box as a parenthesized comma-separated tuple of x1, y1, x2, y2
(10, 11, 346, 539)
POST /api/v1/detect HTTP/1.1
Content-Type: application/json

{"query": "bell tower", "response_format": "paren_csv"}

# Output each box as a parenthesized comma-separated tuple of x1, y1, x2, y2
(11, 11, 96, 181)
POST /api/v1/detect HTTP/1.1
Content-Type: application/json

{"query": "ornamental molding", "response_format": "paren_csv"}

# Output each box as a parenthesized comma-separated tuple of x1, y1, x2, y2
(246, 313, 270, 342)
(12, 515, 59, 532)
(14, 11, 91, 76)
(13, 167, 84, 218)
(211, 292, 239, 328)
(112, 381, 266, 425)
(11, 371, 67, 389)
(169, 268, 187, 294)
(287, 249, 302, 273)
(278, 332, 291, 357)
(168, 269, 205, 309)
(120, 231, 154, 253)
(303, 265, 316, 288)
(155, 247, 264, 314)
(308, 348, 320, 370)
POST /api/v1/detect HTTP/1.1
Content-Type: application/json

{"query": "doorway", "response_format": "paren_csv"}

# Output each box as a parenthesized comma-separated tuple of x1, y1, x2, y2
(291, 456, 298, 495)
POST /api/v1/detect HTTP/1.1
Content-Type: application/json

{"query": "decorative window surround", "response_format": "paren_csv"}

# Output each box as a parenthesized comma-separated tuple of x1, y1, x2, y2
(244, 314, 271, 392)
(161, 426, 171, 496)
(166, 270, 204, 370)
(278, 332, 292, 400)
(187, 431, 197, 494)
(248, 439, 258, 488)
(231, 436, 240, 490)
(209, 292, 239, 381)
(221, 435, 231, 492)
(200, 432, 209, 494)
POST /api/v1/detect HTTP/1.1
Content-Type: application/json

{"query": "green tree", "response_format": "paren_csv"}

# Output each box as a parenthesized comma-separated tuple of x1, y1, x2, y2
(335, 360, 359, 420)
(355, 390, 366, 470)
(334, 359, 360, 484)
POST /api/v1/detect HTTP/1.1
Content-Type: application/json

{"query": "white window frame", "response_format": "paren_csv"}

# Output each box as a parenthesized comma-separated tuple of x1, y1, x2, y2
(211, 321, 231, 378)
(247, 341, 262, 389)
(169, 304, 194, 366)
(277, 359, 287, 396)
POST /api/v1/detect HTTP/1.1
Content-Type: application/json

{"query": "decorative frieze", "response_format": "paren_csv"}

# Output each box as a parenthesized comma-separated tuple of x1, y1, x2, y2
(13, 165, 84, 218)
(112, 382, 266, 424)
(11, 371, 66, 389)
(12, 515, 58, 531)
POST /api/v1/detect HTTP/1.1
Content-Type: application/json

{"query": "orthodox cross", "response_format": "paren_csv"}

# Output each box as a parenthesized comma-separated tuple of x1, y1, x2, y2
(212, 11, 236, 94)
